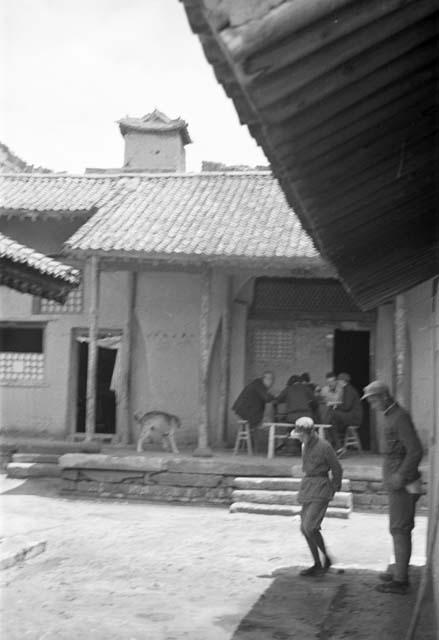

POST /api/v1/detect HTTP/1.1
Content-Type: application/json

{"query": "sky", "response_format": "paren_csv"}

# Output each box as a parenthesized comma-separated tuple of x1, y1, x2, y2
(0, 0, 267, 173)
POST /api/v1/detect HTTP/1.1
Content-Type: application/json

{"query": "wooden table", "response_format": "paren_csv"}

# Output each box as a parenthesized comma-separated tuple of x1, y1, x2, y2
(263, 422, 297, 459)
(263, 422, 333, 459)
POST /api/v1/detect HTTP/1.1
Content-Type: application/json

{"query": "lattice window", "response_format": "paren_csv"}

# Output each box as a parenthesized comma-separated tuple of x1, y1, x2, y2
(253, 329, 295, 360)
(36, 284, 83, 314)
(0, 352, 44, 382)
(0, 325, 45, 383)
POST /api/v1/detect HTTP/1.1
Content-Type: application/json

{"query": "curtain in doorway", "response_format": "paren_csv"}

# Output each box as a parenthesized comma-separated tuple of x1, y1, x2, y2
(75, 335, 122, 401)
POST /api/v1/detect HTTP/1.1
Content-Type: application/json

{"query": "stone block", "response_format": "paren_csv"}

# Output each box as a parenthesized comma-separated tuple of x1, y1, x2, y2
(7, 462, 60, 478)
(59, 454, 168, 473)
(354, 494, 373, 506)
(232, 489, 299, 506)
(61, 469, 79, 481)
(77, 469, 145, 484)
(350, 481, 368, 492)
(371, 494, 389, 506)
(60, 479, 77, 492)
(233, 477, 301, 491)
(13, 453, 59, 464)
(76, 480, 99, 493)
(0, 539, 47, 570)
(167, 458, 292, 477)
(155, 472, 222, 488)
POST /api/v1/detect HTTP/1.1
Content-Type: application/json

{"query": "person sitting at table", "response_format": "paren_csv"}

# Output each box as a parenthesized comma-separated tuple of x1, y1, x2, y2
(273, 375, 314, 454)
(331, 372, 363, 456)
(232, 371, 275, 453)
(300, 372, 319, 422)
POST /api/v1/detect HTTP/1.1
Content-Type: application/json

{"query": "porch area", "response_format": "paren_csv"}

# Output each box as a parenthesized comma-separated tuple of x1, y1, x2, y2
(1, 436, 429, 515)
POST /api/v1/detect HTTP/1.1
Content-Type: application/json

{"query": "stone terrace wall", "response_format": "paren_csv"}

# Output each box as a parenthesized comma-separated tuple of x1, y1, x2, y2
(59, 455, 294, 505)
(59, 455, 429, 512)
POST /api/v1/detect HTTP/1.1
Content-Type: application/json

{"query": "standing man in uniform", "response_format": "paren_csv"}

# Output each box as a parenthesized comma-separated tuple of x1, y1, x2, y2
(362, 381, 423, 594)
(232, 371, 275, 453)
(291, 417, 343, 576)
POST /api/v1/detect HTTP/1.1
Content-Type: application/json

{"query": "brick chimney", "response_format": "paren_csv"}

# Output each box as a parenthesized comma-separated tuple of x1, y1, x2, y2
(118, 109, 191, 172)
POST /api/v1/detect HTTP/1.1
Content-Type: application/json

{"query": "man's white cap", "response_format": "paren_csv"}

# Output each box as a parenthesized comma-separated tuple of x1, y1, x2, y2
(290, 417, 315, 437)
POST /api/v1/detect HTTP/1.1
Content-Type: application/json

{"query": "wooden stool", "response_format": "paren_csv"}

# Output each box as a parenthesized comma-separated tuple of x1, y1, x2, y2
(233, 420, 253, 455)
(344, 425, 363, 452)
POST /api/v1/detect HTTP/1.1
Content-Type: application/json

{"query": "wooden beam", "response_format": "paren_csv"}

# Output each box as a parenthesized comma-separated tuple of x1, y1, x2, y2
(273, 74, 436, 154)
(251, 1, 437, 108)
(245, 0, 428, 73)
(218, 276, 233, 446)
(85, 255, 100, 441)
(222, 0, 353, 61)
(394, 294, 410, 408)
(193, 266, 213, 457)
(118, 272, 137, 444)
(260, 40, 436, 125)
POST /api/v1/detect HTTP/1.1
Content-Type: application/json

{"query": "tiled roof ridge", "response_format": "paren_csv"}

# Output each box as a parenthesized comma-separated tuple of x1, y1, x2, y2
(0, 232, 80, 283)
(0, 170, 273, 179)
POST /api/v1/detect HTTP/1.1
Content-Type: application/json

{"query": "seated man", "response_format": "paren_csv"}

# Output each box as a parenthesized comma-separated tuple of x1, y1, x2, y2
(318, 371, 343, 450)
(331, 372, 363, 455)
(274, 375, 314, 454)
(232, 371, 275, 453)
(276, 374, 314, 423)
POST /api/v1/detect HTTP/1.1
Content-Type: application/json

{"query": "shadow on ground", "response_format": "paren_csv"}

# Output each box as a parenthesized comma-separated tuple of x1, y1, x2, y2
(0, 476, 61, 498)
(231, 566, 436, 640)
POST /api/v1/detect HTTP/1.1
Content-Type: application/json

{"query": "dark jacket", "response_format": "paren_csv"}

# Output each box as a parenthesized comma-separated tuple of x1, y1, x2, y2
(336, 383, 363, 425)
(275, 384, 314, 420)
(298, 432, 343, 504)
(232, 378, 275, 426)
(382, 403, 423, 490)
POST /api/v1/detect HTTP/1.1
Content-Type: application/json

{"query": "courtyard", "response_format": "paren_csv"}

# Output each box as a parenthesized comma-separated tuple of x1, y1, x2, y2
(0, 474, 434, 640)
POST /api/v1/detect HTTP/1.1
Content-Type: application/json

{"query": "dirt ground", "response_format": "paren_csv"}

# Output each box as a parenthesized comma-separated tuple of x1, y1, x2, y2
(0, 475, 435, 640)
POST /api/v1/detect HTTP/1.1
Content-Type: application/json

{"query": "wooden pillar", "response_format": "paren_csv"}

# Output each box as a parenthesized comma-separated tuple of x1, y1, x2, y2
(394, 293, 409, 407)
(193, 266, 213, 457)
(85, 255, 100, 441)
(118, 271, 137, 444)
(218, 275, 233, 447)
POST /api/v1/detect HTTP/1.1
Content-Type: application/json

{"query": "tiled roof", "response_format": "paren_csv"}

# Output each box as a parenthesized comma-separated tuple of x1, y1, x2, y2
(118, 109, 191, 145)
(65, 173, 320, 266)
(0, 174, 117, 217)
(0, 232, 80, 302)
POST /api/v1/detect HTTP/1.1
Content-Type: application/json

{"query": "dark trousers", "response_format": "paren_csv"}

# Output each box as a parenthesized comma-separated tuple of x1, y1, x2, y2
(300, 501, 330, 566)
(331, 410, 360, 448)
(388, 489, 419, 583)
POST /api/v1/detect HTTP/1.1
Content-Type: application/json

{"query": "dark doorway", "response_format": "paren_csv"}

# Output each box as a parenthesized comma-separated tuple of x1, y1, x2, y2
(76, 342, 116, 434)
(333, 329, 371, 449)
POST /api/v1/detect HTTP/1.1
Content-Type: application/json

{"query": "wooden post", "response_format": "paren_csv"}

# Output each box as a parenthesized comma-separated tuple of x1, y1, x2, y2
(118, 271, 137, 444)
(394, 293, 409, 407)
(193, 266, 213, 457)
(85, 256, 100, 441)
(218, 275, 233, 447)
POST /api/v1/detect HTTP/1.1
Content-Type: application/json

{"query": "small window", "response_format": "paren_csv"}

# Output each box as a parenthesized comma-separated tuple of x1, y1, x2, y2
(0, 325, 45, 383)
(35, 284, 83, 314)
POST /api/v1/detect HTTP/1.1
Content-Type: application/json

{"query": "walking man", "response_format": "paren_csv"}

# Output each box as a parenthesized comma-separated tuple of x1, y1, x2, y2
(291, 417, 343, 576)
(362, 380, 423, 594)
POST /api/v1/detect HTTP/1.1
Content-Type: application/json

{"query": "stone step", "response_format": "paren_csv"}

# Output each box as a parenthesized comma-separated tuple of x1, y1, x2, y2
(6, 462, 61, 479)
(233, 476, 351, 491)
(229, 502, 351, 519)
(231, 489, 352, 509)
(12, 453, 59, 464)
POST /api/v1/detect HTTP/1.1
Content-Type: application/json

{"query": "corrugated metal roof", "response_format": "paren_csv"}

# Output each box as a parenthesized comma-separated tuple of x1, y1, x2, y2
(0, 232, 80, 302)
(181, 0, 439, 308)
(65, 172, 321, 266)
